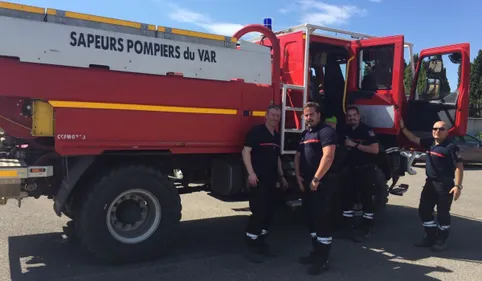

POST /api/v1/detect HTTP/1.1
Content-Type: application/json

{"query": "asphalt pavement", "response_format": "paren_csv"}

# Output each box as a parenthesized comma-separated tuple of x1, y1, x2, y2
(0, 164, 481, 281)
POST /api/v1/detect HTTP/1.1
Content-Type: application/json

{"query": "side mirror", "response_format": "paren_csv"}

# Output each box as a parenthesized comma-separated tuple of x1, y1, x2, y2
(449, 52, 462, 64)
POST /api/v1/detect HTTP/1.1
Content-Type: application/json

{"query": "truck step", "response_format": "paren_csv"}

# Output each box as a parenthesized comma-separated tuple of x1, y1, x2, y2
(286, 199, 302, 209)
(284, 128, 303, 133)
(0, 158, 25, 168)
(285, 106, 303, 112)
(0, 158, 54, 206)
(0, 158, 52, 179)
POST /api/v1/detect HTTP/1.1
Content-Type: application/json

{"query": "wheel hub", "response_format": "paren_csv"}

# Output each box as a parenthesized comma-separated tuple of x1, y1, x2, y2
(106, 189, 162, 244)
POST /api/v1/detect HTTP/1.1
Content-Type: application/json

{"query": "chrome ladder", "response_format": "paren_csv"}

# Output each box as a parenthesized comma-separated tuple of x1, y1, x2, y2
(280, 83, 306, 154)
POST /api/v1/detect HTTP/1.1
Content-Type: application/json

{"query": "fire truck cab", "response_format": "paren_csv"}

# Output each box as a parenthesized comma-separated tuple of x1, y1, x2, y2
(246, 23, 470, 154)
(237, 22, 470, 208)
(242, 23, 469, 174)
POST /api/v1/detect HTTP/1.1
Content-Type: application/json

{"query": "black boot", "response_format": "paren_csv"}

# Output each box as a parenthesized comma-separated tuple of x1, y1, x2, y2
(244, 236, 264, 263)
(354, 218, 372, 242)
(415, 227, 437, 248)
(335, 217, 354, 240)
(307, 242, 331, 275)
(299, 236, 317, 265)
(258, 233, 277, 257)
(432, 228, 449, 252)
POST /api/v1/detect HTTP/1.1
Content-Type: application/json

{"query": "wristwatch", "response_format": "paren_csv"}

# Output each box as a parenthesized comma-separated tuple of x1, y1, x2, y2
(313, 177, 320, 183)
(455, 184, 463, 190)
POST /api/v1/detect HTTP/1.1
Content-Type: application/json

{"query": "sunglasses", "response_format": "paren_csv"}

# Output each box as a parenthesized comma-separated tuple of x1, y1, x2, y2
(432, 127, 446, 132)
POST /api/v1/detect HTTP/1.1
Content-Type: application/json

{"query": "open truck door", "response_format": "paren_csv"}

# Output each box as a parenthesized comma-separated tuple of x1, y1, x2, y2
(347, 35, 405, 136)
(347, 35, 414, 196)
(346, 35, 406, 193)
(404, 43, 470, 140)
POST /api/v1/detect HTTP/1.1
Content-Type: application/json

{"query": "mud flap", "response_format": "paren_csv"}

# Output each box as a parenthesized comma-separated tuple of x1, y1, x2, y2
(53, 156, 96, 216)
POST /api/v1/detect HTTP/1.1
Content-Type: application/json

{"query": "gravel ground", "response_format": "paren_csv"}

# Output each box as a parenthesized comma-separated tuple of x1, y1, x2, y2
(0, 164, 481, 281)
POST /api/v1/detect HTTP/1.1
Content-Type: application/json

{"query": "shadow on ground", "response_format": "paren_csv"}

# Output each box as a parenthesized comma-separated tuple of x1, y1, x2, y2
(8, 204, 482, 281)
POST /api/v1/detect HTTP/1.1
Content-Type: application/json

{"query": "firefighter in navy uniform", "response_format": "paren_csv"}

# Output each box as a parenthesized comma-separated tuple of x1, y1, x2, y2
(296, 115, 348, 266)
(340, 105, 380, 242)
(325, 116, 350, 231)
(294, 102, 339, 275)
(399, 118, 464, 252)
(241, 104, 288, 263)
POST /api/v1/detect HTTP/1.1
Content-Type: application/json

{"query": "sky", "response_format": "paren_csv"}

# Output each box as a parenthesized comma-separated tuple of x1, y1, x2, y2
(11, 0, 482, 89)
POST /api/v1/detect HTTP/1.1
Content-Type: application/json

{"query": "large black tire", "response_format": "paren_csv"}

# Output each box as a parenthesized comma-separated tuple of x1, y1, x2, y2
(75, 164, 182, 264)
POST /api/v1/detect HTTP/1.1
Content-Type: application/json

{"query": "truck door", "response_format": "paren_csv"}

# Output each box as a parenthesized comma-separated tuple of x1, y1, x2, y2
(347, 35, 405, 135)
(404, 44, 470, 139)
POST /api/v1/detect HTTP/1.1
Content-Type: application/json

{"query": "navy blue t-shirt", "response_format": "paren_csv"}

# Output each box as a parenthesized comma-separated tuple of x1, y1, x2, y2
(244, 124, 281, 182)
(344, 122, 378, 166)
(297, 122, 338, 180)
(420, 137, 463, 181)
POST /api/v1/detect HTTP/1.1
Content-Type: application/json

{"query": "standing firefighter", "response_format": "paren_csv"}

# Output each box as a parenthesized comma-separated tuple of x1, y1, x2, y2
(324, 116, 350, 231)
(341, 105, 380, 242)
(294, 102, 339, 275)
(399, 118, 464, 251)
(241, 104, 288, 262)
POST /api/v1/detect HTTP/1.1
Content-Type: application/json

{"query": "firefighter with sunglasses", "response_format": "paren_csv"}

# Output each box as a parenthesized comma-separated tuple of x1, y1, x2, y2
(400, 118, 464, 252)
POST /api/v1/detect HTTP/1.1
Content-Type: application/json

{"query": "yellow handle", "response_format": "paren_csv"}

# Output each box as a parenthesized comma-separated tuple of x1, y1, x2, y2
(342, 56, 355, 114)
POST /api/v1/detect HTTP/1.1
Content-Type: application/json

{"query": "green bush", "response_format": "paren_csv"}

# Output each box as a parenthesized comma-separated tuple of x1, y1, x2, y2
(477, 132, 482, 140)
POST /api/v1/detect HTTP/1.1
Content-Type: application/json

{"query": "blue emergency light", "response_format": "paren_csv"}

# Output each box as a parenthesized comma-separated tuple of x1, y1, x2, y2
(263, 17, 272, 30)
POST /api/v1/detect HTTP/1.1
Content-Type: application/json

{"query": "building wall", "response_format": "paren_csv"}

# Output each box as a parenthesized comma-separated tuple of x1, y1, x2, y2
(467, 118, 482, 136)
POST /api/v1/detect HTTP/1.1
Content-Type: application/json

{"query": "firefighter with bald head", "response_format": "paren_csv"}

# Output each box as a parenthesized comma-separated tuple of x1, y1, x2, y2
(399, 118, 464, 252)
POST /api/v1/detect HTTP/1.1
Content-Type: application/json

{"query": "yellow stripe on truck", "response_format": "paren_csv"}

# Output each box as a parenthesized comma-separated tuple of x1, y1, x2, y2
(158, 26, 237, 42)
(1, 2, 235, 42)
(48, 100, 238, 115)
(0, 170, 18, 177)
(252, 111, 266, 117)
(0, 1, 45, 14)
(46, 9, 157, 31)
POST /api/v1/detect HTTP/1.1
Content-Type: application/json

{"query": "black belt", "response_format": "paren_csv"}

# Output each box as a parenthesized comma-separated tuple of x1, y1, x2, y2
(302, 173, 338, 182)
(426, 177, 454, 184)
(353, 164, 376, 169)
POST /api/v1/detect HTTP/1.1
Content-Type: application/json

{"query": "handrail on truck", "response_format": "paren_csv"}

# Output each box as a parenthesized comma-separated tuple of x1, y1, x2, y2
(249, 23, 416, 80)
(233, 24, 282, 106)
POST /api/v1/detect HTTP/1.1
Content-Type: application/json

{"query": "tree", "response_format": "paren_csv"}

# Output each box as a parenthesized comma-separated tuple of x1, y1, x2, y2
(457, 64, 461, 88)
(439, 66, 451, 94)
(469, 49, 482, 117)
(416, 60, 427, 95)
(404, 53, 419, 95)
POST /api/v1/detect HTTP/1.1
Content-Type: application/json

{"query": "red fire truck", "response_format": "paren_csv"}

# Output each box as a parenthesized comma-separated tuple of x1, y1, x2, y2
(0, 1, 470, 263)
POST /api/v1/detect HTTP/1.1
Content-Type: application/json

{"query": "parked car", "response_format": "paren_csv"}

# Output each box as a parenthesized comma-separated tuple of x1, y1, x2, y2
(413, 134, 482, 164)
